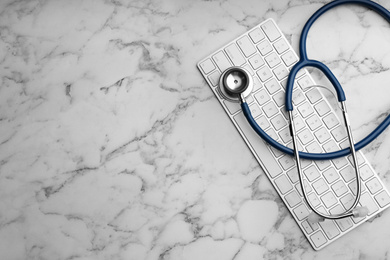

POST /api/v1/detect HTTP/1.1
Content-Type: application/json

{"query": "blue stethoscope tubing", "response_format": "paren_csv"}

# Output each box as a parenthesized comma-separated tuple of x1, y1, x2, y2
(242, 0, 390, 160)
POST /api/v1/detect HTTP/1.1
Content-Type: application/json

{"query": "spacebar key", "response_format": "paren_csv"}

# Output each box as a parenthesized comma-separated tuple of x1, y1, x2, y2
(234, 112, 282, 178)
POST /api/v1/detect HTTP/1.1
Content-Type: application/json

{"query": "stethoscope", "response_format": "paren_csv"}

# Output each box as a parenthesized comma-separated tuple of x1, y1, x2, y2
(220, 0, 390, 223)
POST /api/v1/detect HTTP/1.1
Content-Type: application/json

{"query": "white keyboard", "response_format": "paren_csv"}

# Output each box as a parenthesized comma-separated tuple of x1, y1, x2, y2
(197, 18, 390, 250)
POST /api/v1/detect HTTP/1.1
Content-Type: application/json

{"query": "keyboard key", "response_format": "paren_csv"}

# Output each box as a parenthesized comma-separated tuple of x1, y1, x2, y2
(285, 191, 301, 208)
(340, 193, 354, 210)
(360, 164, 374, 181)
(281, 50, 298, 66)
(279, 155, 295, 170)
(249, 28, 265, 43)
(296, 69, 306, 79)
(271, 114, 287, 130)
(280, 79, 288, 89)
(237, 35, 257, 57)
(247, 95, 254, 104)
(306, 88, 322, 103)
(347, 152, 365, 167)
(273, 90, 285, 107)
(275, 175, 293, 194)
(264, 78, 280, 94)
(348, 180, 366, 196)
(298, 75, 314, 89)
(330, 206, 353, 232)
(319, 220, 340, 240)
(331, 125, 347, 142)
(261, 20, 281, 42)
(332, 157, 348, 170)
(287, 141, 304, 154)
(298, 128, 314, 145)
(306, 142, 322, 153)
(225, 43, 246, 66)
(199, 59, 215, 74)
(243, 64, 254, 76)
(321, 191, 337, 208)
(278, 126, 291, 144)
(273, 38, 289, 54)
(323, 139, 338, 153)
(337, 218, 353, 232)
(351, 214, 365, 224)
(287, 168, 299, 183)
(302, 220, 314, 234)
(257, 66, 273, 82)
(249, 54, 265, 70)
(249, 103, 262, 118)
(323, 113, 339, 129)
(224, 100, 240, 114)
(270, 146, 284, 158)
(293, 203, 310, 220)
(315, 160, 331, 171)
(366, 177, 383, 194)
(298, 102, 314, 118)
(329, 205, 347, 215)
(375, 190, 390, 207)
(296, 180, 312, 196)
(208, 70, 221, 86)
(292, 89, 305, 105)
(273, 64, 289, 80)
(306, 114, 322, 131)
(314, 127, 331, 143)
(280, 108, 289, 121)
(262, 102, 278, 117)
(339, 139, 350, 149)
(340, 166, 356, 183)
(304, 165, 320, 182)
(254, 89, 270, 105)
(265, 52, 281, 68)
(256, 115, 270, 130)
(331, 180, 348, 197)
(310, 231, 327, 248)
(313, 179, 329, 195)
(266, 128, 279, 142)
(314, 100, 331, 116)
(359, 192, 379, 216)
(323, 168, 339, 184)
(212, 51, 231, 72)
(257, 40, 273, 56)
(294, 115, 305, 131)
(308, 192, 321, 207)
(252, 76, 262, 92)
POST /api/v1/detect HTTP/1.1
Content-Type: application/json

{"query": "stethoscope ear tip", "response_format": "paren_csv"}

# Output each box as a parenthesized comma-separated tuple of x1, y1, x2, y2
(308, 212, 325, 223)
(307, 206, 369, 223)
(352, 206, 369, 218)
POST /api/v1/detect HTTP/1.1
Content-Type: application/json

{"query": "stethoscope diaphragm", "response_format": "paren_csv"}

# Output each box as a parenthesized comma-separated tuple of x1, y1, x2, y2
(219, 66, 253, 102)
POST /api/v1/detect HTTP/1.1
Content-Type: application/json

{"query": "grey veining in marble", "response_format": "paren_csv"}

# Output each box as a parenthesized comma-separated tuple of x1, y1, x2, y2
(1, 0, 390, 259)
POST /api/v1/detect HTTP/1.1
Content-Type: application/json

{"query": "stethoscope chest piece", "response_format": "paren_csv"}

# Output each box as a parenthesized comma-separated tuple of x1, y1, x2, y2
(219, 67, 253, 102)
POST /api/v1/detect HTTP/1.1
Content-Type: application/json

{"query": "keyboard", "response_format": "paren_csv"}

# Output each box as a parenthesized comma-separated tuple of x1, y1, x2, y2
(197, 18, 390, 250)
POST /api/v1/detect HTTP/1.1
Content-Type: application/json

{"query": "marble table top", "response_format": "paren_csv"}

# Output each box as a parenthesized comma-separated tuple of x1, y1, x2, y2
(1, 0, 390, 259)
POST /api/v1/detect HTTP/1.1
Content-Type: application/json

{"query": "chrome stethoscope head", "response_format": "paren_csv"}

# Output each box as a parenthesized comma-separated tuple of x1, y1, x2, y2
(219, 66, 253, 102)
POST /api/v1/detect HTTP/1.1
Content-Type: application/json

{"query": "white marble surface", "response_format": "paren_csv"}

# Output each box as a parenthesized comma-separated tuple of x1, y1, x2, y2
(1, 0, 390, 259)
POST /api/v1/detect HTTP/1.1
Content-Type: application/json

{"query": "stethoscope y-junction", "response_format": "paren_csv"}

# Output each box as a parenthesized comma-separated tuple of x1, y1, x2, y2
(220, 0, 390, 222)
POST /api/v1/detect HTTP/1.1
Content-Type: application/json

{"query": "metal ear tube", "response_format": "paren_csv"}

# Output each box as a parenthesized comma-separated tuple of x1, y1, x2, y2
(288, 102, 368, 223)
